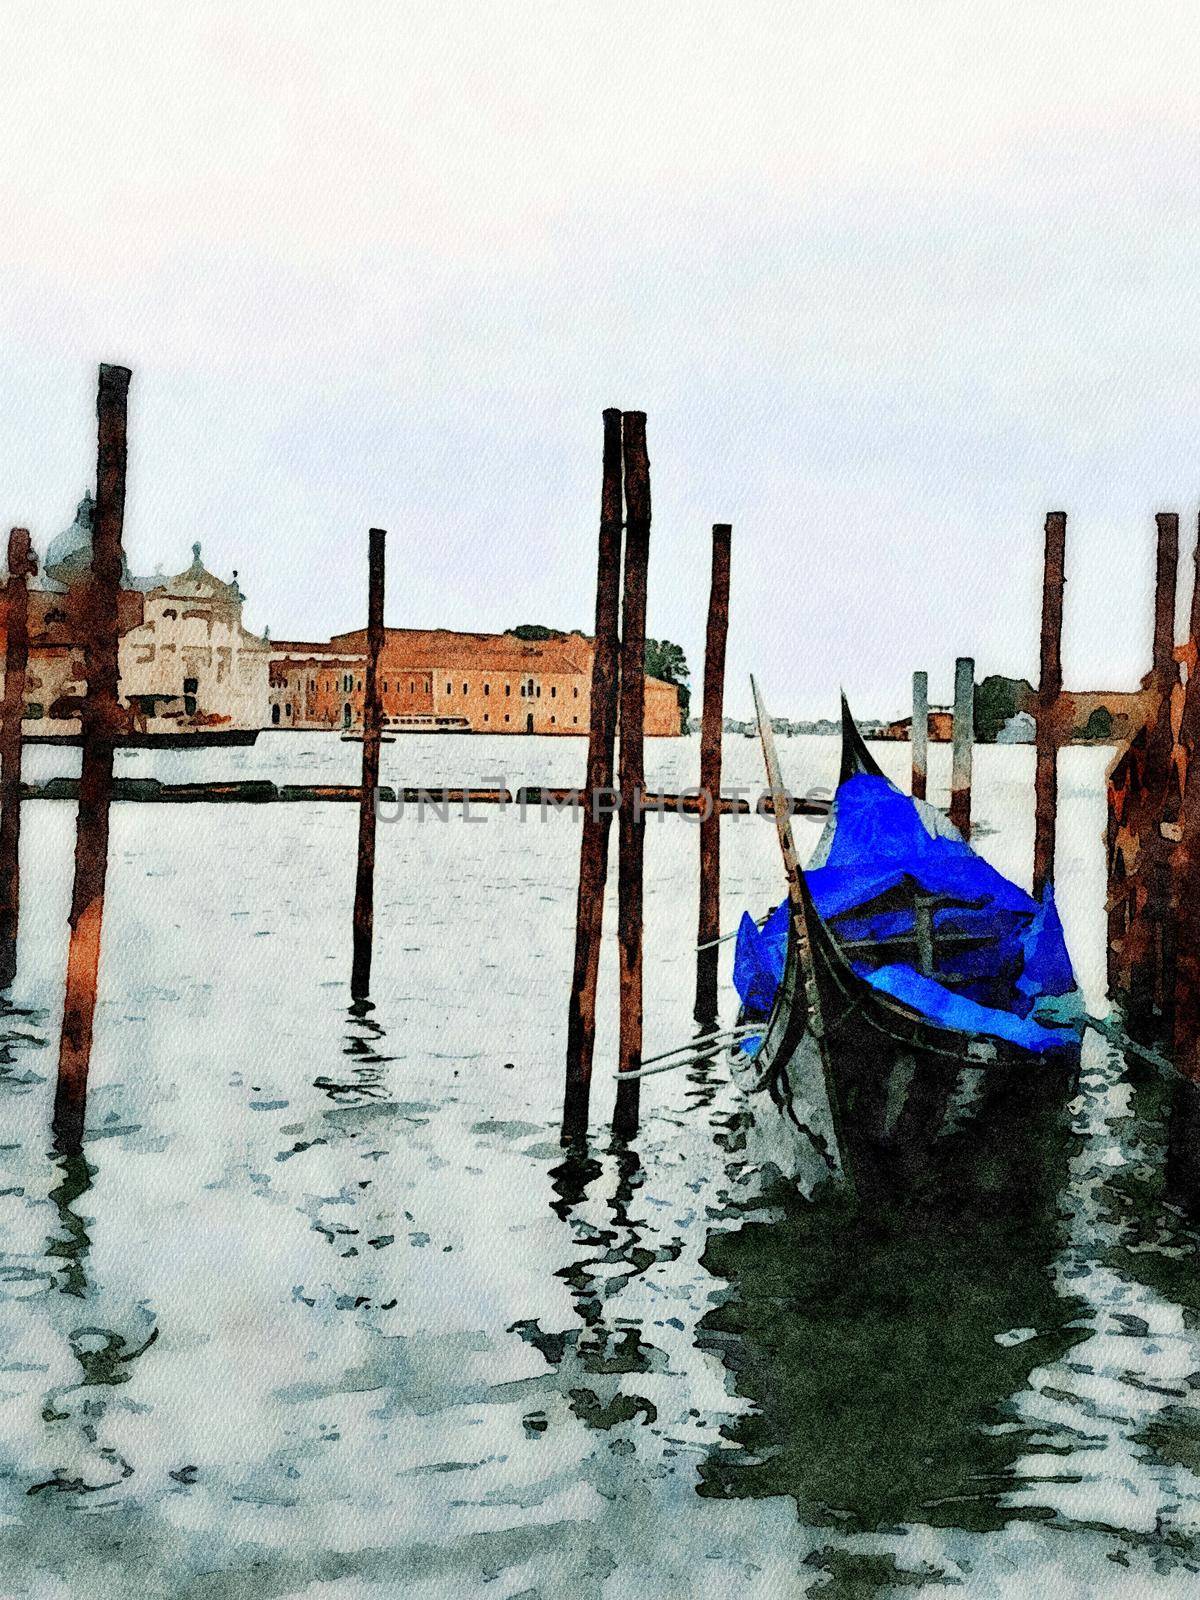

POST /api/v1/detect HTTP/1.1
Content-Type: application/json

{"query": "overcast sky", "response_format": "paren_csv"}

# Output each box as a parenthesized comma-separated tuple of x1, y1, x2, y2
(3, 2, 1200, 717)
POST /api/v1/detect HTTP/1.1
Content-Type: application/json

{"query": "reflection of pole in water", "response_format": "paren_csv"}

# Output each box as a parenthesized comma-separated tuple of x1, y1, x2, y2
(314, 999, 394, 1103)
(33, 1146, 160, 1499)
(682, 1028, 725, 1115)
(548, 1145, 604, 1218)
(47, 1149, 95, 1300)
(533, 1143, 664, 1411)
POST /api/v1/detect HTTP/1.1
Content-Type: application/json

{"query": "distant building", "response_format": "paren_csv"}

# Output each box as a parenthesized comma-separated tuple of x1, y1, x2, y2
(4, 502, 682, 740)
(119, 545, 270, 734)
(1062, 689, 1150, 741)
(993, 686, 1149, 743)
(996, 710, 1036, 744)
(0, 495, 269, 739)
(267, 640, 368, 731)
(878, 687, 1150, 747)
(269, 627, 682, 735)
(878, 707, 955, 742)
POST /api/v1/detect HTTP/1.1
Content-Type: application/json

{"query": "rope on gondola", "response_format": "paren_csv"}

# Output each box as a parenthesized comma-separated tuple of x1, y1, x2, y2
(1080, 1011, 1173, 1074)
(612, 1025, 760, 1079)
(696, 906, 778, 953)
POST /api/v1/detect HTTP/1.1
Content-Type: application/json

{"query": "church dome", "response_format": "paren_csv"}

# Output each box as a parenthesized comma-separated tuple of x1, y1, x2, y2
(44, 493, 95, 583)
(44, 491, 132, 588)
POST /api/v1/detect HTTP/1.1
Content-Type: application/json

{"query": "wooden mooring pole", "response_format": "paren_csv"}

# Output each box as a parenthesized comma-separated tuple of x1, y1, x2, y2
(694, 522, 731, 1028)
(1032, 512, 1067, 899)
(1107, 512, 1183, 1031)
(351, 527, 386, 1000)
(1168, 512, 1200, 1209)
(911, 670, 928, 801)
(53, 363, 130, 1153)
(612, 411, 651, 1143)
(562, 409, 624, 1146)
(1140, 512, 1180, 1031)
(1152, 511, 1181, 697)
(1178, 511, 1200, 780)
(0, 529, 36, 988)
(949, 656, 974, 839)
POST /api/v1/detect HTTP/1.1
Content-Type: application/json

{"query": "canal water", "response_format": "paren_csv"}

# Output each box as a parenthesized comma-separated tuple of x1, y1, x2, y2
(2, 733, 1199, 1598)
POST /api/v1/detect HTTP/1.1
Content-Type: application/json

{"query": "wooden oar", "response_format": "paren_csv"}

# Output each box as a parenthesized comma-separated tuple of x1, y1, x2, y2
(751, 678, 832, 1043)
(751, 677, 851, 1187)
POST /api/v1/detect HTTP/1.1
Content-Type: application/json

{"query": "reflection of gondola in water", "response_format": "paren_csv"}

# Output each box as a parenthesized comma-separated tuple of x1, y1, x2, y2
(730, 688, 1083, 1203)
(697, 1091, 1084, 1532)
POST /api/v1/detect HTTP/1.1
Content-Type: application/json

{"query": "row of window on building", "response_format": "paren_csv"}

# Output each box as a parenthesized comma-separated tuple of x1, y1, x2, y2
(472, 710, 581, 724)
(441, 680, 580, 698)
(328, 672, 582, 700)
(275, 702, 581, 727)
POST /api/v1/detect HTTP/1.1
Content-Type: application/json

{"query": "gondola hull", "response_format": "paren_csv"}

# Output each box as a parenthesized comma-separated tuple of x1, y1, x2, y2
(734, 906, 1080, 1203)
(733, 693, 1081, 1204)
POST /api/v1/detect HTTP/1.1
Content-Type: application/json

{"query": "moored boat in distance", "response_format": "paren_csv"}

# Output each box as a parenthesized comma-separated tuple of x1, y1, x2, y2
(340, 713, 471, 741)
(731, 685, 1083, 1204)
(394, 715, 470, 733)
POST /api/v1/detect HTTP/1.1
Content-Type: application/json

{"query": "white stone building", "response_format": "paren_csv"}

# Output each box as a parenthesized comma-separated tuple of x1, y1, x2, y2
(119, 544, 270, 734)
(5, 497, 270, 740)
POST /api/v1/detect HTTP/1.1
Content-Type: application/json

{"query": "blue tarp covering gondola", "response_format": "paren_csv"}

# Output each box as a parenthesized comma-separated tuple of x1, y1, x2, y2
(1015, 883, 1076, 1001)
(732, 908, 786, 1017)
(734, 771, 1080, 1055)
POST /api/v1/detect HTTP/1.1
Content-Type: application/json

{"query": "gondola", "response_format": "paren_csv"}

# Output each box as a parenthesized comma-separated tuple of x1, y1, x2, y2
(730, 684, 1082, 1203)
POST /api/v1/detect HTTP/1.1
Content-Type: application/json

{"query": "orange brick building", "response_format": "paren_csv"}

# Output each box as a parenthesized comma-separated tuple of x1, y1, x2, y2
(268, 628, 681, 735)
(879, 708, 956, 742)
